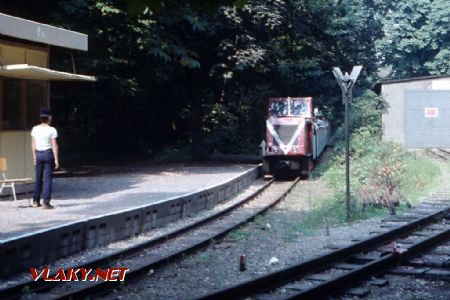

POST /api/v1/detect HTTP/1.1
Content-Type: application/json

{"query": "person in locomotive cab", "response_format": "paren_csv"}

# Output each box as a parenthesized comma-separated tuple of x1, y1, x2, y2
(291, 100, 307, 116)
(31, 108, 59, 209)
(270, 101, 288, 117)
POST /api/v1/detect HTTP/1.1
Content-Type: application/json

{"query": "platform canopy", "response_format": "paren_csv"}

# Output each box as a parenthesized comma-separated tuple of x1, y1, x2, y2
(0, 64, 96, 81)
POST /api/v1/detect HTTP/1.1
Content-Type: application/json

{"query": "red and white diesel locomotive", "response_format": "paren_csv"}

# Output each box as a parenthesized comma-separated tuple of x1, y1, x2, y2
(262, 97, 331, 177)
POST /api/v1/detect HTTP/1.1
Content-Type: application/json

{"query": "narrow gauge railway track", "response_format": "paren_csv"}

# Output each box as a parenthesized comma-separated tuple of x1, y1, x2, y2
(429, 148, 450, 160)
(437, 148, 450, 159)
(198, 192, 450, 300)
(0, 178, 299, 300)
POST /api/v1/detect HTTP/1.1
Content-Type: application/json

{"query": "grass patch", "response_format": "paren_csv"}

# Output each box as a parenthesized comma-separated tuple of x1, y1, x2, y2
(227, 226, 252, 241)
(399, 153, 443, 204)
(279, 150, 446, 241)
(195, 251, 218, 263)
(279, 191, 393, 242)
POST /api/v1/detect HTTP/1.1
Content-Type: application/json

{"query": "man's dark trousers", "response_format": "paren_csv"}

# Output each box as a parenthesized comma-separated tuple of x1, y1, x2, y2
(34, 149, 54, 204)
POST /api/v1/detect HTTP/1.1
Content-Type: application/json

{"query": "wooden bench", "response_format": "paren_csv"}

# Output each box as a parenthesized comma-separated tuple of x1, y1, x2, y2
(0, 158, 32, 205)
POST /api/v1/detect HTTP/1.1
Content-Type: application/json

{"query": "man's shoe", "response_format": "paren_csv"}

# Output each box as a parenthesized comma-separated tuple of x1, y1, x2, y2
(32, 200, 41, 207)
(42, 203, 54, 209)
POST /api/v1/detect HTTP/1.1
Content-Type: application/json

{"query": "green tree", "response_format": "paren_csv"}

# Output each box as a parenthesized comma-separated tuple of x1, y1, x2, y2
(377, 0, 450, 78)
(0, 0, 384, 160)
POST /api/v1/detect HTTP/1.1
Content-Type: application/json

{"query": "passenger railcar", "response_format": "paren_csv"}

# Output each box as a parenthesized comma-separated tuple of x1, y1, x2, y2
(262, 97, 331, 177)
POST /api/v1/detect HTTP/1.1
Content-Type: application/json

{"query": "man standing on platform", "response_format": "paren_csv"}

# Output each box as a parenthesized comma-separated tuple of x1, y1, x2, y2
(31, 108, 59, 209)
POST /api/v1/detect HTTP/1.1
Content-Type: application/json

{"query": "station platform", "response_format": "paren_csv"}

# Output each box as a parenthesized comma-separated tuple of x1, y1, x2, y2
(0, 162, 260, 278)
(0, 163, 258, 240)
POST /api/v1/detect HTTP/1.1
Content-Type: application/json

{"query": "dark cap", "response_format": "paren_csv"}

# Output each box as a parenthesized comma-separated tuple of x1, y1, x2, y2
(39, 108, 53, 117)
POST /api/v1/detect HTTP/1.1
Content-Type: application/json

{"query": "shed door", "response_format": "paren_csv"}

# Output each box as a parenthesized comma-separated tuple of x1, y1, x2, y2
(405, 91, 450, 148)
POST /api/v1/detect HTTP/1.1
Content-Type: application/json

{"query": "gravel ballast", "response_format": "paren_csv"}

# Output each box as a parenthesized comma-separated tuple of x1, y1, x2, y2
(105, 159, 450, 300)
(105, 179, 390, 299)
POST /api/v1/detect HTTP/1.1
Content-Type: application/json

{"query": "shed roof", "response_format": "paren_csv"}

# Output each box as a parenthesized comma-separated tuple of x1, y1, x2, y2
(374, 74, 450, 94)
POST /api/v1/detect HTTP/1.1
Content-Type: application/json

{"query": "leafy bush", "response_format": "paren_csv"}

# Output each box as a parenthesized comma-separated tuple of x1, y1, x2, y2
(351, 90, 387, 136)
(355, 139, 409, 214)
(322, 89, 440, 215)
(324, 130, 409, 214)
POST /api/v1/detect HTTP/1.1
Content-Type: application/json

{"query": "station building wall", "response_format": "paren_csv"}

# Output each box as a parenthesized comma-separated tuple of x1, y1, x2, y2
(0, 39, 49, 182)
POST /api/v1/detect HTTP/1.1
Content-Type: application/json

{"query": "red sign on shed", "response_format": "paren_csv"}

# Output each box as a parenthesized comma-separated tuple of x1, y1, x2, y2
(424, 107, 438, 118)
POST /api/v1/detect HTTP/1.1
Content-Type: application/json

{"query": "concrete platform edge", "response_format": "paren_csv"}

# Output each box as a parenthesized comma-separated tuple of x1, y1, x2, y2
(0, 166, 260, 278)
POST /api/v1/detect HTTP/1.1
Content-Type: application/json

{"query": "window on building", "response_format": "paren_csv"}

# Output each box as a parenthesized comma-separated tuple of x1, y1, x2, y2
(26, 80, 47, 128)
(2, 79, 48, 130)
(3, 79, 22, 130)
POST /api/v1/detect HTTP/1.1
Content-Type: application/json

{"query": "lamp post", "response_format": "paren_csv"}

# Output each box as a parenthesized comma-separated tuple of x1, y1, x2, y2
(332, 66, 362, 221)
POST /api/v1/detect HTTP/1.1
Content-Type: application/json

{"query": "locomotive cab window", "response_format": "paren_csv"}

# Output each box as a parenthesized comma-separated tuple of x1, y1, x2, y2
(270, 101, 288, 117)
(269, 99, 309, 117)
(291, 99, 308, 116)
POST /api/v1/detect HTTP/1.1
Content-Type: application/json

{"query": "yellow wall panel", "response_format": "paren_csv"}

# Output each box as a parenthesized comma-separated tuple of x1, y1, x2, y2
(25, 49, 48, 67)
(24, 133, 34, 178)
(0, 42, 48, 66)
(1, 44, 26, 64)
(0, 131, 33, 179)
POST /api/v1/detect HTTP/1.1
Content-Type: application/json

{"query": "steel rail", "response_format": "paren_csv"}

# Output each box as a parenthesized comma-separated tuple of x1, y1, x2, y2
(283, 227, 450, 299)
(0, 179, 277, 300)
(41, 179, 300, 299)
(197, 205, 450, 300)
(437, 148, 450, 158)
(429, 148, 450, 160)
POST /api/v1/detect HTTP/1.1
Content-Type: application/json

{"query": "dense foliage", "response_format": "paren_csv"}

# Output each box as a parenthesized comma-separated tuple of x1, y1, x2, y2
(376, 0, 450, 78)
(320, 90, 441, 215)
(0, 0, 448, 161)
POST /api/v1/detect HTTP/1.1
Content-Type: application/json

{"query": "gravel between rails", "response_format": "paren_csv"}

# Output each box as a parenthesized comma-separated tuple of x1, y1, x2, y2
(4, 156, 448, 300)
(105, 179, 386, 300)
(336, 274, 450, 300)
(104, 162, 450, 300)
(45, 179, 294, 299)
(0, 178, 268, 294)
